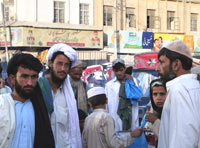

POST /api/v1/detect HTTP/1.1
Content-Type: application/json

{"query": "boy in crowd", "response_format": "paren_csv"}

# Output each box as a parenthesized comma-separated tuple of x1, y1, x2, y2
(82, 87, 142, 148)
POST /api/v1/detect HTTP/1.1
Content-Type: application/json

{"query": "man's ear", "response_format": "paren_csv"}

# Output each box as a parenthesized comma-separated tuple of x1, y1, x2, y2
(172, 59, 181, 72)
(8, 74, 15, 85)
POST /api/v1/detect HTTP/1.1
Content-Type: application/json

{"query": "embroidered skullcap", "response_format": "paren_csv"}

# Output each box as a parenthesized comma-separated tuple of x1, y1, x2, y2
(72, 60, 87, 70)
(162, 40, 192, 60)
(46, 43, 78, 66)
(87, 87, 106, 99)
(112, 59, 125, 67)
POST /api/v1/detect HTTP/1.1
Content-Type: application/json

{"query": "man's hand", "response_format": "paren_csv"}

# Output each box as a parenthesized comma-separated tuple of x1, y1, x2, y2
(145, 112, 158, 123)
(0, 78, 5, 89)
(130, 128, 143, 137)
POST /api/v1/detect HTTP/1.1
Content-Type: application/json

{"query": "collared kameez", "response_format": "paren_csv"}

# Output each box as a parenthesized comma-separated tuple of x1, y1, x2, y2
(158, 74, 200, 148)
(82, 109, 133, 148)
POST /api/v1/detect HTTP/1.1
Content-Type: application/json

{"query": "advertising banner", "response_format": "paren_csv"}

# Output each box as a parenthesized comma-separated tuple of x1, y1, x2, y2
(153, 34, 184, 51)
(194, 36, 200, 52)
(184, 35, 194, 52)
(0, 27, 103, 49)
(142, 32, 153, 49)
(108, 30, 152, 49)
(122, 31, 143, 49)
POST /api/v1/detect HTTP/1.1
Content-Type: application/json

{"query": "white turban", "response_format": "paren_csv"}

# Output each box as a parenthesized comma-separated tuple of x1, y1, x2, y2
(46, 43, 78, 67)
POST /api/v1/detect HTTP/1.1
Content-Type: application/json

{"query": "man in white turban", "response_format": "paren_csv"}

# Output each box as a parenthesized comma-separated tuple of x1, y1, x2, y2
(38, 43, 82, 148)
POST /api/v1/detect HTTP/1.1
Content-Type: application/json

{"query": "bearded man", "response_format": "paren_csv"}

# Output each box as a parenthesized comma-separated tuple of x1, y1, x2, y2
(0, 53, 55, 148)
(38, 44, 82, 148)
(156, 40, 200, 148)
(69, 60, 88, 114)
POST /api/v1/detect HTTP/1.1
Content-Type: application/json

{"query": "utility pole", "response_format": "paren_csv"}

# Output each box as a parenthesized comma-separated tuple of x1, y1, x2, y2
(114, 0, 118, 59)
(1, 0, 9, 63)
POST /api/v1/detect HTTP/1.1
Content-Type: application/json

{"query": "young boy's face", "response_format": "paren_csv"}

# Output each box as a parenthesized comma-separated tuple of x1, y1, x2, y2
(152, 86, 166, 108)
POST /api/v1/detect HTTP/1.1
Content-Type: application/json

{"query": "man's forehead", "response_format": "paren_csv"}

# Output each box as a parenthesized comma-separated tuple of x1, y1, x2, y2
(55, 54, 70, 61)
(159, 55, 168, 60)
(113, 67, 125, 72)
(18, 66, 38, 74)
(72, 67, 83, 71)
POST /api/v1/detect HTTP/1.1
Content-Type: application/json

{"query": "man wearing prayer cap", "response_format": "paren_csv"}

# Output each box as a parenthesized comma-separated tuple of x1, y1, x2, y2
(38, 43, 82, 148)
(82, 87, 142, 148)
(105, 59, 139, 132)
(156, 40, 200, 148)
(69, 60, 88, 114)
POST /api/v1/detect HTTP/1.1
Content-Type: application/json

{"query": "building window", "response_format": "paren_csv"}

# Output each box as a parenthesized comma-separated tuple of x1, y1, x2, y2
(167, 11, 175, 30)
(147, 9, 155, 29)
(103, 6, 112, 26)
(80, 4, 89, 25)
(191, 13, 198, 31)
(54, 1, 65, 23)
(126, 8, 136, 28)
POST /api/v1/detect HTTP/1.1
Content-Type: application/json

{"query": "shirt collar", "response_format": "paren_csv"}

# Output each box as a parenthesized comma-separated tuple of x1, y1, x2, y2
(14, 99, 31, 104)
(166, 73, 197, 89)
(93, 108, 107, 113)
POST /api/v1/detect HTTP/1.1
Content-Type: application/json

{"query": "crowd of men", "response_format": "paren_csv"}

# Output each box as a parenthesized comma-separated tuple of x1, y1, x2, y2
(0, 40, 200, 148)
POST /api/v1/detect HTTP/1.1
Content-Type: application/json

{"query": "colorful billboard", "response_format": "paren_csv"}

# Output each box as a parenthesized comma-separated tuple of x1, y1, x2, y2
(184, 35, 194, 52)
(153, 34, 184, 51)
(194, 36, 200, 52)
(108, 30, 146, 49)
(0, 27, 103, 49)
(142, 32, 153, 49)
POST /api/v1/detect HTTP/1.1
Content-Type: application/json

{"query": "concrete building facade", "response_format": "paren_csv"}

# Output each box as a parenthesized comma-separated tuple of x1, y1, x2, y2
(93, 0, 200, 60)
(1, 0, 94, 25)
(0, 0, 200, 62)
(94, 0, 200, 34)
(0, 0, 107, 65)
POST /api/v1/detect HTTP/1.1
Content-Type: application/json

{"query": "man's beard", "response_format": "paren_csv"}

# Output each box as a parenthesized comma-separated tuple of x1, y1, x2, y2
(159, 64, 176, 82)
(116, 73, 125, 81)
(50, 68, 67, 85)
(15, 79, 35, 99)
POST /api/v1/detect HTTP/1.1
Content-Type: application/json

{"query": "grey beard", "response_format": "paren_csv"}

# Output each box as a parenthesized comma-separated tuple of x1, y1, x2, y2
(70, 77, 81, 88)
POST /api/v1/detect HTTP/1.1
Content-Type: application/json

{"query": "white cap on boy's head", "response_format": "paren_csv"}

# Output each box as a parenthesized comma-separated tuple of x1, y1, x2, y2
(87, 87, 106, 99)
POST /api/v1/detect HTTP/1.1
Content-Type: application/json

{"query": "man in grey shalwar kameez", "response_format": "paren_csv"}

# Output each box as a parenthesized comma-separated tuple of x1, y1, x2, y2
(82, 87, 142, 148)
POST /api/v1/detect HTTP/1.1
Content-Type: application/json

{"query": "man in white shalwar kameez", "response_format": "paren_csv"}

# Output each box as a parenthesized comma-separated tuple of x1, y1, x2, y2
(105, 59, 139, 131)
(156, 40, 200, 148)
(44, 44, 82, 148)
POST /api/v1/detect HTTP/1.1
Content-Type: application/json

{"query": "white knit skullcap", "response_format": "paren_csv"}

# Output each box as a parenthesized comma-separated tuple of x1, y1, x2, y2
(87, 87, 106, 99)
(162, 40, 192, 60)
